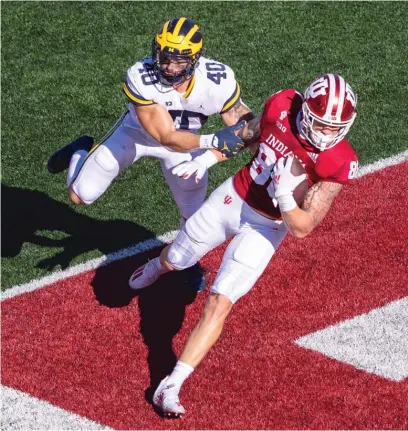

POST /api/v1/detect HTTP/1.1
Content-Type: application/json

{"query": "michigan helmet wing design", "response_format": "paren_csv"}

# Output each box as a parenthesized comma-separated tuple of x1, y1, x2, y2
(152, 17, 203, 86)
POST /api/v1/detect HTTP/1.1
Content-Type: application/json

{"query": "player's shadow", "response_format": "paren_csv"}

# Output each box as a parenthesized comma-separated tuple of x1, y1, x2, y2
(138, 271, 198, 403)
(91, 252, 199, 402)
(2, 183, 199, 404)
(1, 183, 155, 281)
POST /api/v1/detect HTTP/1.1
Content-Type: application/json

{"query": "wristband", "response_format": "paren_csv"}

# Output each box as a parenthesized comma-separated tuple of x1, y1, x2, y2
(199, 134, 216, 149)
(277, 194, 297, 212)
(196, 150, 218, 168)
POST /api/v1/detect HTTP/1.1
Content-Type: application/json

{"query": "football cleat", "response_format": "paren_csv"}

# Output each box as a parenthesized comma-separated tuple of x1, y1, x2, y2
(47, 135, 94, 174)
(153, 376, 185, 418)
(129, 258, 161, 290)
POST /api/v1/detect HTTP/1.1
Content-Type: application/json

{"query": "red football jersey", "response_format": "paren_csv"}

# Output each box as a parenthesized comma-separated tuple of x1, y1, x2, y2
(233, 89, 359, 219)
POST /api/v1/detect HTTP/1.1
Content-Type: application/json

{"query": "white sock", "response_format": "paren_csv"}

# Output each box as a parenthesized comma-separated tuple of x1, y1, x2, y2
(166, 361, 194, 390)
(66, 150, 87, 187)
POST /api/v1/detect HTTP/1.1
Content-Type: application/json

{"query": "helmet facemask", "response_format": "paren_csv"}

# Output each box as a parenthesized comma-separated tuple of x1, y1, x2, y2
(301, 102, 356, 151)
(152, 41, 200, 86)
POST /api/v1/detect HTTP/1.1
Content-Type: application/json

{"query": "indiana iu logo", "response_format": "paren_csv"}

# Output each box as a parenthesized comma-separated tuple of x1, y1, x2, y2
(224, 195, 232, 205)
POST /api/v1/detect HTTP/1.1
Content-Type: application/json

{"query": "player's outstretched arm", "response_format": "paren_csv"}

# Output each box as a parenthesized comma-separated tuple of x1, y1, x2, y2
(134, 103, 200, 151)
(281, 181, 343, 238)
(134, 103, 247, 156)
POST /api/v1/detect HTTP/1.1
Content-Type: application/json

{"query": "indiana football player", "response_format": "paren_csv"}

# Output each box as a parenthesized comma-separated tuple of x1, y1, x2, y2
(47, 17, 251, 221)
(128, 74, 359, 417)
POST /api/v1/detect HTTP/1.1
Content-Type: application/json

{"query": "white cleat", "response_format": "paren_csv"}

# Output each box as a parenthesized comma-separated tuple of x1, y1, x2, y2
(153, 376, 186, 418)
(129, 259, 161, 290)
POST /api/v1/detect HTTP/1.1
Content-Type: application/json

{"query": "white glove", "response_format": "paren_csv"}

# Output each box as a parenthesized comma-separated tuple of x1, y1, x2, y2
(271, 155, 307, 212)
(172, 151, 218, 183)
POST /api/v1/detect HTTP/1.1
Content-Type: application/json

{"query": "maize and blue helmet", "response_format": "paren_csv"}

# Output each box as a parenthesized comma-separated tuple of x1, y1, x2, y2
(152, 17, 203, 86)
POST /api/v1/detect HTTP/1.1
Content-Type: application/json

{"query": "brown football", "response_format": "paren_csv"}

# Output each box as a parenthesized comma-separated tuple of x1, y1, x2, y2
(288, 156, 309, 206)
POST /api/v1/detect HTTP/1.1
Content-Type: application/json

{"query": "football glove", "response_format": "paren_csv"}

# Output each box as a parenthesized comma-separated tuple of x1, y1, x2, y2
(271, 156, 307, 198)
(172, 151, 218, 183)
(271, 156, 307, 212)
(199, 121, 246, 158)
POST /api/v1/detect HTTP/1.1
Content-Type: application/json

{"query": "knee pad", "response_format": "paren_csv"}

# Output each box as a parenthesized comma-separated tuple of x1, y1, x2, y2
(70, 181, 102, 205)
(167, 229, 208, 270)
(71, 146, 120, 205)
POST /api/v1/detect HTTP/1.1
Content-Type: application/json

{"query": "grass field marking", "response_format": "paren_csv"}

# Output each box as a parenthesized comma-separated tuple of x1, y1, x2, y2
(357, 149, 408, 177)
(1, 231, 179, 301)
(1, 385, 115, 430)
(2, 149, 408, 302)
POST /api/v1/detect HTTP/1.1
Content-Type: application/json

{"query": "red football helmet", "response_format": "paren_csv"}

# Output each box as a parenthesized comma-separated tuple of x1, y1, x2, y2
(301, 74, 357, 150)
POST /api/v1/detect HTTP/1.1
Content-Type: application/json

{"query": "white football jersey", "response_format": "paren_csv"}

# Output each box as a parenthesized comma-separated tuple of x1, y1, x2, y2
(123, 56, 241, 133)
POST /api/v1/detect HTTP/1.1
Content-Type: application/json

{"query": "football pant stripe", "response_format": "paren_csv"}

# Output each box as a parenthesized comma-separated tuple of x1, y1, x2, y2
(74, 110, 128, 181)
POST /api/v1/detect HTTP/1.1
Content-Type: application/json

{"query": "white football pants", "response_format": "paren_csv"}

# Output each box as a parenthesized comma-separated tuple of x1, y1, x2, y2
(167, 177, 289, 303)
(70, 109, 208, 220)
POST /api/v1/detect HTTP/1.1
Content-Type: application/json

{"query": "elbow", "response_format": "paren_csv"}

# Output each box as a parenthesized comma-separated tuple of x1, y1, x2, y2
(160, 136, 173, 149)
(289, 227, 313, 239)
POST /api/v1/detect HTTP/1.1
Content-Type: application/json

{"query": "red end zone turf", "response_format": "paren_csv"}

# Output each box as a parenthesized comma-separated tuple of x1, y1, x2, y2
(2, 163, 408, 429)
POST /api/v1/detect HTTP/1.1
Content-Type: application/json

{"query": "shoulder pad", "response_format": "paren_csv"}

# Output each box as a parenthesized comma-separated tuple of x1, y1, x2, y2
(123, 58, 158, 106)
(198, 57, 240, 113)
(315, 141, 359, 183)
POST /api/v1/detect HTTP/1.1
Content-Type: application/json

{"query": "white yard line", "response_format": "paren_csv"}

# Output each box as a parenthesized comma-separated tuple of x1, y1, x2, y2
(2, 150, 408, 302)
(1, 230, 179, 301)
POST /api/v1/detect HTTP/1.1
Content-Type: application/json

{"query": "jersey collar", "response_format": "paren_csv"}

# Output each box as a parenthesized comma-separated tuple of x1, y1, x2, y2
(182, 74, 196, 99)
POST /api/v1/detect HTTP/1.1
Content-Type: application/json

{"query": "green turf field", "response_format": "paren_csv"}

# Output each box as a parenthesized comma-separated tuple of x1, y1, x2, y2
(2, 1, 408, 290)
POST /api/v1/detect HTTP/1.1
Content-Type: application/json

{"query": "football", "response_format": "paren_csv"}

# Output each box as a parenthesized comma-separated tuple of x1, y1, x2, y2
(289, 156, 309, 206)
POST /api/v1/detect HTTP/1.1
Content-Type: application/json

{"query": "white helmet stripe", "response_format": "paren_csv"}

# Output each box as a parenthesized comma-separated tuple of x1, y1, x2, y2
(325, 74, 336, 118)
(336, 75, 346, 119)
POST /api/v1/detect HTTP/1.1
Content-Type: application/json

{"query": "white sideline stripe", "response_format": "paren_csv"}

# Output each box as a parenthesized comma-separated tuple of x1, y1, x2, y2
(1, 385, 114, 430)
(357, 149, 408, 177)
(2, 150, 408, 302)
(1, 230, 179, 301)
